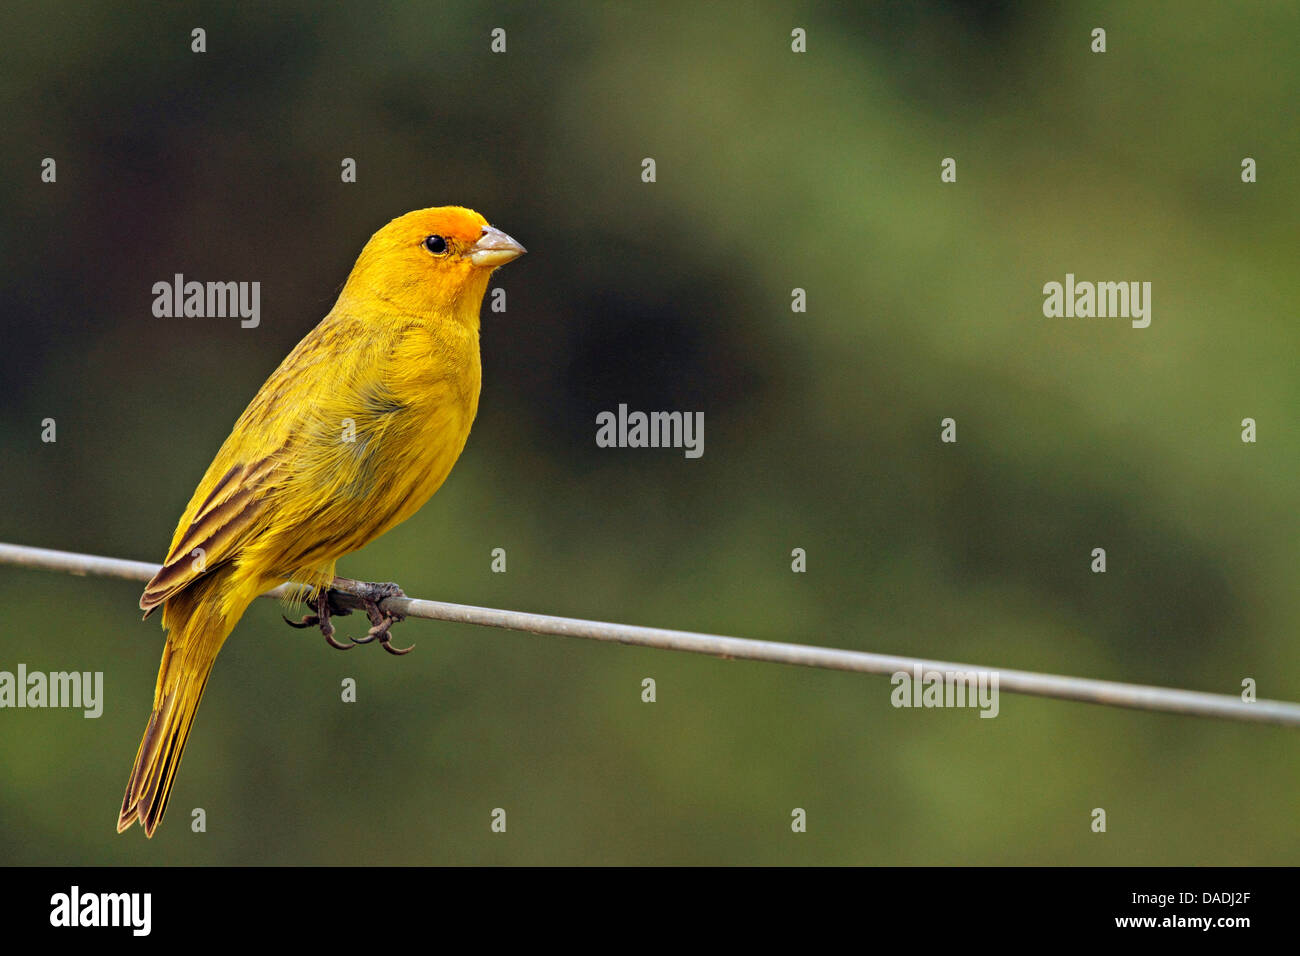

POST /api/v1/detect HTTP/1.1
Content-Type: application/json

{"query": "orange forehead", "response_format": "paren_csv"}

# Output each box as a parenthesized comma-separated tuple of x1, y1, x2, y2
(391, 206, 489, 243)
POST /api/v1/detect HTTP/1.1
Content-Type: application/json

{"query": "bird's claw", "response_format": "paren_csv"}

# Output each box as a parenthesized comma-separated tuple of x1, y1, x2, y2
(323, 629, 357, 651)
(282, 590, 358, 651)
(371, 620, 414, 655)
(361, 584, 412, 655)
(284, 580, 412, 655)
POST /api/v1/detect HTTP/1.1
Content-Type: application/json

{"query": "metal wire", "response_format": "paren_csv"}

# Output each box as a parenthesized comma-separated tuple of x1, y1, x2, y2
(2, 540, 1296, 727)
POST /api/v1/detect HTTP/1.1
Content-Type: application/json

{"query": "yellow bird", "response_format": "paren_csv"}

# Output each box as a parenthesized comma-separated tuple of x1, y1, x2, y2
(118, 207, 525, 836)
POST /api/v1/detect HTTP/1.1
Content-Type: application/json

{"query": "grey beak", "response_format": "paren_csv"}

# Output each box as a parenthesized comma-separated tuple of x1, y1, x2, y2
(470, 226, 526, 268)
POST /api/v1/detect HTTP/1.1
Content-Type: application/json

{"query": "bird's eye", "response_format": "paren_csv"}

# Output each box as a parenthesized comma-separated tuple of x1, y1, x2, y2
(423, 235, 448, 255)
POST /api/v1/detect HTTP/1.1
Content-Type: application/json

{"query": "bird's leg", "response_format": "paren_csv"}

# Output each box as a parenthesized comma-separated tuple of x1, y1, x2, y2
(353, 581, 413, 656)
(283, 587, 356, 651)
(285, 580, 411, 654)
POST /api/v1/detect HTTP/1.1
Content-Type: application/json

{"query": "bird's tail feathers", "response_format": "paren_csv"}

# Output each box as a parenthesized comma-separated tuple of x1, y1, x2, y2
(117, 583, 240, 837)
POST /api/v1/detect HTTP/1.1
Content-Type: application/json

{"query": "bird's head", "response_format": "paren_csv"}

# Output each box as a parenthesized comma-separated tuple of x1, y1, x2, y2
(341, 206, 526, 324)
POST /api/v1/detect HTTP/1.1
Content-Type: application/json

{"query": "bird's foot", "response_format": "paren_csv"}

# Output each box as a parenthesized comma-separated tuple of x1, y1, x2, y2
(283, 587, 356, 651)
(351, 581, 413, 655)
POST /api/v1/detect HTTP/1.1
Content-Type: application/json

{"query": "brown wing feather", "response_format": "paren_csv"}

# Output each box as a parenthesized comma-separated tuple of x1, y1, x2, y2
(139, 310, 379, 616)
(140, 455, 282, 613)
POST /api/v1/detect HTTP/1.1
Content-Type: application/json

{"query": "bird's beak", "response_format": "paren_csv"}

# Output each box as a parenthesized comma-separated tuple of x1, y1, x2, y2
(470, 226, 526, 268)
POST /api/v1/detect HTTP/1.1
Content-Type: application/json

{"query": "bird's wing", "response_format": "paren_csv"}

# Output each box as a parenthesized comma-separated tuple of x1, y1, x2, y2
(139, 313, 372, 615)
(139, 453, 284, 614)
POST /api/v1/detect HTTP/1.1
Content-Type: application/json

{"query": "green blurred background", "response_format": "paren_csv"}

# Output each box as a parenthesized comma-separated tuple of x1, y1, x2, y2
(1, 0, 1297, 864)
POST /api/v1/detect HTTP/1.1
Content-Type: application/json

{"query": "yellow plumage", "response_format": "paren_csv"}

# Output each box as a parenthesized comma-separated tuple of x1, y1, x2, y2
(118, 207, 524, 836)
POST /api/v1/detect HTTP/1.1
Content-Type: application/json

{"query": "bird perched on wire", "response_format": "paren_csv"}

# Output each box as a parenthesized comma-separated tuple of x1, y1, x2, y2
(118, 207, 525, 837)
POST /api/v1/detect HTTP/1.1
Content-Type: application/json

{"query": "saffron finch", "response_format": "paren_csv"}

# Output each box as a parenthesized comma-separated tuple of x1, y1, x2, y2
(118, 206, 525, 836)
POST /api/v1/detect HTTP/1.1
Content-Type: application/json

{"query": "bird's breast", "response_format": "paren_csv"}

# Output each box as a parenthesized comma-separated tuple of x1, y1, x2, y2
(337, 325, 481, 539)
